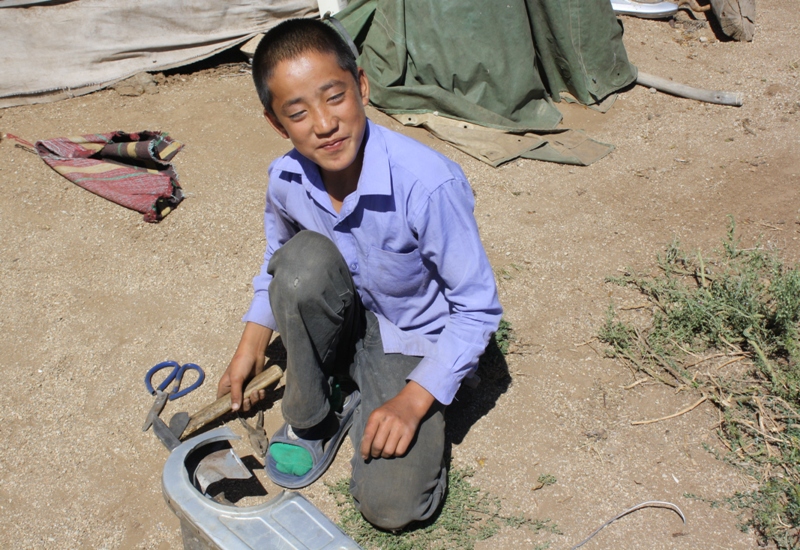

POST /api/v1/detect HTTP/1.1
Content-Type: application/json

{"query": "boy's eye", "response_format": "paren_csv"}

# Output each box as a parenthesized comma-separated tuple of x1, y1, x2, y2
(288, 110, 306, 121)
(328, 92, 345, 103)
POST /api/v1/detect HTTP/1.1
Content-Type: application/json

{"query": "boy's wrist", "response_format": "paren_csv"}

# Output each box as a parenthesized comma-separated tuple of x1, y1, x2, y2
(236, 322, 273, 358)
(397, 380, 436, 420)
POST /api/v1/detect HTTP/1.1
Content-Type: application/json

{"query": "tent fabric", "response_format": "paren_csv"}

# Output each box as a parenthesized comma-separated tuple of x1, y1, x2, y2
(339, 0, 636, 130)
(393, 113, 615, 167)
(337, 0, 637, 165)
(0, 0, 317, 108)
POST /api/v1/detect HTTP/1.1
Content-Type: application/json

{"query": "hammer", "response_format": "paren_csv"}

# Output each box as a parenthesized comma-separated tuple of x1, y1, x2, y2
(179, 364, 283, 438)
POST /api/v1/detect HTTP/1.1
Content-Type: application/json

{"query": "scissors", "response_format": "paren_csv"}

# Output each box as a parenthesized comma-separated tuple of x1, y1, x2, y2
(142, 360, 205, 432)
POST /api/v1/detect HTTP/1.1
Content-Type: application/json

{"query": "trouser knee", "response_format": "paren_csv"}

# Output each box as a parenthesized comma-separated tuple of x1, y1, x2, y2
(349, 450, 447, 531)
(268, 230, 345, 306)
(350, 480, 429, 531)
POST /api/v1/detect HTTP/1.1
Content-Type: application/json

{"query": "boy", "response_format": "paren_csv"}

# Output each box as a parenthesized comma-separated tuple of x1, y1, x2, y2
(217, 18, 501, 530)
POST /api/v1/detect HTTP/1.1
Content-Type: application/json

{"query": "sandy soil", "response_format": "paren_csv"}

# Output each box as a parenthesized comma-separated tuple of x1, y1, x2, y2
(1, 2, 799, 548)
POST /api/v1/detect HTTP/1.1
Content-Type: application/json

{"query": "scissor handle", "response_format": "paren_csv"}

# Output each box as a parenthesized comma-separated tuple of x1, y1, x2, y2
(170, 363, 205, 400)
(145, 360, 181, 394)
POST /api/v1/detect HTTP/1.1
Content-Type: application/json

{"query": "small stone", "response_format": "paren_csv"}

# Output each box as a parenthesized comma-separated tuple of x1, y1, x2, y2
(585, 428, 607, 441)
(649, 87, 657, 94)
(699, 36, 708, 43)
(112, 72, 159, 97)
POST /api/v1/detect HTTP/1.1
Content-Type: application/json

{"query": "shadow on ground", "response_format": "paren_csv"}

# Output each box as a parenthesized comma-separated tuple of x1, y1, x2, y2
(445, 334, 512, 445)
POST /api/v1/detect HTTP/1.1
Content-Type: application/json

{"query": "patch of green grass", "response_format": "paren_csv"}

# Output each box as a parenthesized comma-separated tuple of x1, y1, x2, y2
(599, 218, 800, 549)
(327, 467, 557, 550)
(598, 303, 634, 355)
(493, 318, 514, 356)
(537, 473, 557, 487)
(471, 317, 514, 376)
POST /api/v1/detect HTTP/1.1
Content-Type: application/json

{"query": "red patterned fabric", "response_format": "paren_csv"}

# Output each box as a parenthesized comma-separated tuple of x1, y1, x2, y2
(35, 131, 184, 222)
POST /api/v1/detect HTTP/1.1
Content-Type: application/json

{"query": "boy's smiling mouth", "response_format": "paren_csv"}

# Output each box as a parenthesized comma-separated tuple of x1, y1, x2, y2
(320, 137, 347, 151)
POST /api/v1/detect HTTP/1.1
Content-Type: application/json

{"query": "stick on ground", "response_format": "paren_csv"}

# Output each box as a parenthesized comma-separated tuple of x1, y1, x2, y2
(631, 396, 708, 426)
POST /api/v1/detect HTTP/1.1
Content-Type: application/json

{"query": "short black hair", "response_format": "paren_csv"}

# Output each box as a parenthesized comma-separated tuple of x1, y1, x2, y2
(252, 18, 359, 115)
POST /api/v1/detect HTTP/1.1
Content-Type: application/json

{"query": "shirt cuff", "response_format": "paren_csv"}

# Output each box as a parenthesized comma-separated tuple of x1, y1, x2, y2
(407, 357, 465, 406)
(242, 295, 278, 331)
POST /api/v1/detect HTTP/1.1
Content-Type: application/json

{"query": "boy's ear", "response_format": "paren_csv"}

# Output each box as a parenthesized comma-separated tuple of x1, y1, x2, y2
(264, 109, 290, 140)
(357, 67, 370, 107)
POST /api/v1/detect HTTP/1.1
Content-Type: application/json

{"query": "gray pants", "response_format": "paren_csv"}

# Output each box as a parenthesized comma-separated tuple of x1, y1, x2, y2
(268, 231, 447, 530)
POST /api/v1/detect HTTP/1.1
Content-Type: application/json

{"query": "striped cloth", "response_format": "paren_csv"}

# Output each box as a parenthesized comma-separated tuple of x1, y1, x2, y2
(35, 131, 184, 223)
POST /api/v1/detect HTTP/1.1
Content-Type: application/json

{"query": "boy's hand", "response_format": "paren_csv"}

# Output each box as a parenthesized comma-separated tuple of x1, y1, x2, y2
(360, 381, 436, 460)
(217, 322, 273, 412)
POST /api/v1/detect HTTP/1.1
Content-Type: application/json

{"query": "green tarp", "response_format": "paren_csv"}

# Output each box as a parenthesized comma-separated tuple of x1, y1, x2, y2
(337, 0, 638, 166)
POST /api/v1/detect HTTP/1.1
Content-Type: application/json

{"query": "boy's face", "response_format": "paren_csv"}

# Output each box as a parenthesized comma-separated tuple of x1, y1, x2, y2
(264, 50, 369, 185)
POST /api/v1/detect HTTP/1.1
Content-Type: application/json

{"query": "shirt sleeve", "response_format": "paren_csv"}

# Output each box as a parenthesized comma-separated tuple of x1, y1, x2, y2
(241, 170, 298, 329)
(406, 174, 503, 405)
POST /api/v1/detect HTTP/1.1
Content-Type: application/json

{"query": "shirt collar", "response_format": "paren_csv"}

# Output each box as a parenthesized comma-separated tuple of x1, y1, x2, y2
(354, 119, 392, 198)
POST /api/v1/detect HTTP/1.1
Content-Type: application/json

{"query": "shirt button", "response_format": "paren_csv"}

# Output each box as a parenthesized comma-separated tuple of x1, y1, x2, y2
(350, 263, 358, 271)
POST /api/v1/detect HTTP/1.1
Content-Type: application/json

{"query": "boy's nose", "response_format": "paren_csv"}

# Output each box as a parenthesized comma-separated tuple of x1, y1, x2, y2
(313, 109, 338, 136)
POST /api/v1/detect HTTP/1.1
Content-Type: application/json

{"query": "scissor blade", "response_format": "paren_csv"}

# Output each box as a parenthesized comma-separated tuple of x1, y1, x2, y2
(142, 391, 169, 432)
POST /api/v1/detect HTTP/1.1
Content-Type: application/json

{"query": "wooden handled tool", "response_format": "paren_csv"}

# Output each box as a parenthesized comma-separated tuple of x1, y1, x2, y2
(180, 364, 284, 438)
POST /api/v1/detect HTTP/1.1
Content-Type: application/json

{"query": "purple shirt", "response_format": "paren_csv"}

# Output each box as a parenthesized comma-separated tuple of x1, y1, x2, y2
(243, 120, 502, 405)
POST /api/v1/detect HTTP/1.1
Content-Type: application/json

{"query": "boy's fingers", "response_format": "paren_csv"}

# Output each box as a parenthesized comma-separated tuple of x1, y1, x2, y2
(369, 414, 401, 458)
(394, 432, 413, 457)
(243, 388, 264, 412)
(216, 374, 231, 399)
(384, 423, 415, 458)
(369, 424, 389, 458)
(360, 416, 380, 459)
(229, 374, 245, 412)
(361, 399, 425, 458)
(361, 405, 420, 458)
(381, 427, 403, 458)
(226, 356, 260, 412)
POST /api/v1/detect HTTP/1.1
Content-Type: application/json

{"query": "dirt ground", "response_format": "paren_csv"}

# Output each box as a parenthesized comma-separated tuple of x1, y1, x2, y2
(1, 2, 799, 548)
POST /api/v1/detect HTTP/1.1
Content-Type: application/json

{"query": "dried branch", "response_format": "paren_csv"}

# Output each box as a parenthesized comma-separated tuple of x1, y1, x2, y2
(632, 396, 708, 426)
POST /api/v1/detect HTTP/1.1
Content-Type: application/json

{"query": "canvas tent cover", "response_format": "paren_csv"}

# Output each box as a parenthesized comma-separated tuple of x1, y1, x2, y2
(0, 0, 317, 108)
(339, 0, 636, 131)
(336, 0, 637, 165)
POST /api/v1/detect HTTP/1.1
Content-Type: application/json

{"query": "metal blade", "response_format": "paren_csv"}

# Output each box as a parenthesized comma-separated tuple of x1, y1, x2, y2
(238, 411, 268, 458)
(142, 391, 169, 432)
(192, 448, 252, 494)
(169, 412, 190, 439)
(152, 415, 182, 451)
